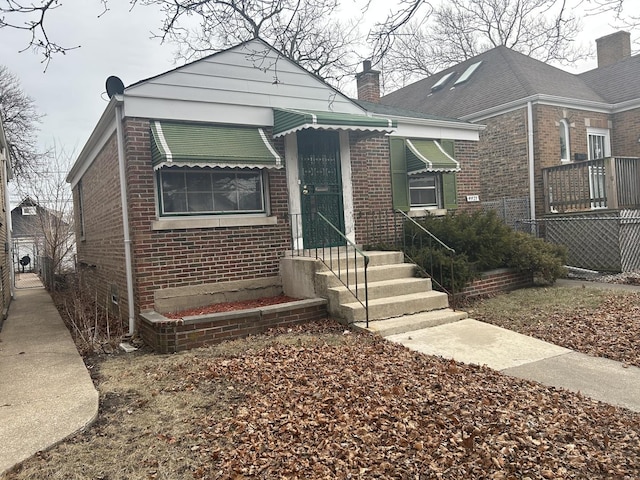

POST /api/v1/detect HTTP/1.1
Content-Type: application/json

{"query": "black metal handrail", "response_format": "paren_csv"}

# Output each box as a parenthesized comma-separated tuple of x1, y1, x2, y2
(289, 213, 370, 327)
(395, 210, 458, 309)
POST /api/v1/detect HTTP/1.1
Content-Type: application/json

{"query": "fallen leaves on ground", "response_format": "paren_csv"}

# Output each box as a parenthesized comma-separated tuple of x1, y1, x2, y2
(471, 288, 640, 367)
(7, 320, 640, 480)
(165, 295, 300, 319)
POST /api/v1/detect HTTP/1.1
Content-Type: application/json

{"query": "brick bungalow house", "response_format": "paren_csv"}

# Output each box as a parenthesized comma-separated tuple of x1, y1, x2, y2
(381, 31, 640, 272)
(382, 31, 640, 222)
(0, 118, 13, 321)
(66, 38, 482, 347)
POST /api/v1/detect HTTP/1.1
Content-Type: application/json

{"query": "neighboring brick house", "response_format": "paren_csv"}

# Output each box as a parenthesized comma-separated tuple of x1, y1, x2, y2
(0, 118, 13, 320)
(381, 31, 640, 221)
(66, 38, 482, 339)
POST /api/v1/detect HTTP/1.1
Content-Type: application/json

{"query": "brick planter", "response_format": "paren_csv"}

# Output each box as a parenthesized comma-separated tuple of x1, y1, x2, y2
(139, 298, 328, 353)
(461, 268, 534, 299)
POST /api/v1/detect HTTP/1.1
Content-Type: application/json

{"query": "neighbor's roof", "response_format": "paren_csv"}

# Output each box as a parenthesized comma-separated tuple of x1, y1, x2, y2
(381, 46, 607, 119)
(353, 99, 475, 125)
(579, 53, 640, 104)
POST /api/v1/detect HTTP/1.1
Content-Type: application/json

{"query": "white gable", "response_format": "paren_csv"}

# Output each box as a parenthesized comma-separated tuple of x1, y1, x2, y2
(123, 39, 364, 125)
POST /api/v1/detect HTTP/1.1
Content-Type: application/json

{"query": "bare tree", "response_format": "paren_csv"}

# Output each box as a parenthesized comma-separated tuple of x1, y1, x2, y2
(0, 1, 108, 67)
(15, 145, 75, 281)
(0, 65, 45, 179)
(375, 0, 589, 88)
(140, 0, 363, 85)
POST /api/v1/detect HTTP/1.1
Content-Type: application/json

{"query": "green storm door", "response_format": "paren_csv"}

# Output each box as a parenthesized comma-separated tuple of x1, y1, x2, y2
(297, 130, 346, 249)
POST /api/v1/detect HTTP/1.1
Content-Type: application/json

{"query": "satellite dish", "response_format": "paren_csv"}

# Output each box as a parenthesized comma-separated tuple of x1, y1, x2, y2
(105, 76, 125, 98)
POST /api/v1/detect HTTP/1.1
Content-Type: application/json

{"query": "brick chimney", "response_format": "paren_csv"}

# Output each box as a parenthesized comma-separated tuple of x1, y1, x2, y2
(596, 31, 631, 68)
(356, 60, 381, 103)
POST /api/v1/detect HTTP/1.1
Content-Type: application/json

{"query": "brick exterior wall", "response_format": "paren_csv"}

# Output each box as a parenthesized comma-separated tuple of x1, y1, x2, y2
(477, 108, 530, 206)
(454, 140, 482, 212)
(473, 104, 638, 218)
(533, 105, 611, 217)
(124, 118, 291, 314)
(139, 299, 327, 353)
(73, 133, 129, 327)
(461, 268, 533, 299)
(612, 108, 640, 157)
(349, 132, 394, 245)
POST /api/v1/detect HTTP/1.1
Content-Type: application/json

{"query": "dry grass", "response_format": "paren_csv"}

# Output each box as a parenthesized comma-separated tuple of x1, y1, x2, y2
(5, 289, 640, 479)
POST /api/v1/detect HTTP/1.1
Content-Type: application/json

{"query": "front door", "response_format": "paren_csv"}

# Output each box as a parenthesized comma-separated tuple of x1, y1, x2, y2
(297, 130, 345, 248)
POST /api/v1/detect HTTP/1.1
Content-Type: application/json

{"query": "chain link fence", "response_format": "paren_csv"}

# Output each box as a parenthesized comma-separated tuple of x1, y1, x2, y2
(515, 210, 640, 273)
(482, 197, 531, 229)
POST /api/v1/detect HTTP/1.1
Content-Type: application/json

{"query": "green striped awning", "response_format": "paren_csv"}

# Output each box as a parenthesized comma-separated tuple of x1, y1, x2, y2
(406, 139, 460, 174)
(150, 121, 282, 170)
(273, 108, 396, 138)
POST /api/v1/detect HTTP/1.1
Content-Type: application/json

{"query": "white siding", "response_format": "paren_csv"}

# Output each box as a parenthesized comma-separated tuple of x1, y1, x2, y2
(125, 39, 364, 121)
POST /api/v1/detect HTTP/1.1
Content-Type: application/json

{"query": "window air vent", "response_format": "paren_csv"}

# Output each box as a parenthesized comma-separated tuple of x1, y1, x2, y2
(431, 72, 455, 92)
(454, 61, 482, 85)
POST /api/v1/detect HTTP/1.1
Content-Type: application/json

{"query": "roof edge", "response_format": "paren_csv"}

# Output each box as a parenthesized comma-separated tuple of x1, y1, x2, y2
(66, 96, 121, 186)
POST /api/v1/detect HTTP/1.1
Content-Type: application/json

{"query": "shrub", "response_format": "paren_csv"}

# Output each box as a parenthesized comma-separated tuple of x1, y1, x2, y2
(404, 211, 566, 291)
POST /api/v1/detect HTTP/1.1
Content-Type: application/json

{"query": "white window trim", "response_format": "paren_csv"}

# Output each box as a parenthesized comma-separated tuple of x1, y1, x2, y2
(155, 166, 269, 218)
(408, 173, 443, 209)
(559, 119, 570, 163)
(586, 127, 611, 160)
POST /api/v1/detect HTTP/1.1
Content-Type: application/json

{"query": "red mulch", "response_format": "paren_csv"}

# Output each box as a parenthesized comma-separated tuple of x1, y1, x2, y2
(164, 294, 301, 319)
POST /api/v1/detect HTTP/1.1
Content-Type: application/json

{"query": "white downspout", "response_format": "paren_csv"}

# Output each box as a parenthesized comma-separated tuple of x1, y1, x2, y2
(527, 101, 536, 222)
(115, 102, 136, 336)
(4, 160, 13, 300)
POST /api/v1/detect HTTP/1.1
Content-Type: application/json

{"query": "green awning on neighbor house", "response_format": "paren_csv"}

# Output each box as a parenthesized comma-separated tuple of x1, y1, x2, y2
(272, 108, 396, 138)
(406, 139, 460, 174)
(150, 121, 282, 170)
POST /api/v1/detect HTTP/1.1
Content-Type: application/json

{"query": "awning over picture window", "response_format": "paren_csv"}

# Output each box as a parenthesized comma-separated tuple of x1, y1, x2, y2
(150, 121, 282, 170)
(272, 108, 396, 138)
(406, 139, 460, 175)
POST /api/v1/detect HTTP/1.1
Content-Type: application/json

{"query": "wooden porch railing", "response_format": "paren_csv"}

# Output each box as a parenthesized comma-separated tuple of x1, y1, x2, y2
(543, 157, 640, 213)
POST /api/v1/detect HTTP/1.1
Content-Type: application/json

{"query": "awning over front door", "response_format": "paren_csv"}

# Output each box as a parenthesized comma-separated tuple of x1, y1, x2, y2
(272, 108, 396, 138)
(150, 121, 282, 170)
(406, 139, 460, 174)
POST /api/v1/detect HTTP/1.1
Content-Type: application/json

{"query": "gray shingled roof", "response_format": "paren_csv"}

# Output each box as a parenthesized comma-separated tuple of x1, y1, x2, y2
(353, 99, 473, 125)
(381, 46, 607, 119)
(579, 54, 640, 103)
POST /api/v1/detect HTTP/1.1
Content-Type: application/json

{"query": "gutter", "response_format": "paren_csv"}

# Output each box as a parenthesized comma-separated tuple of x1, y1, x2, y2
(527, 101, 536, 223)
(462, 94, 614, 123)
(115, 102, 136, 336)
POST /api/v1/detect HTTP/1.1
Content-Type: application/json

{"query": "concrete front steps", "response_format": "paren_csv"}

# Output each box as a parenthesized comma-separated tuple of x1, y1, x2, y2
(354, 309, 468, 337)
(281, 248, 467, 332)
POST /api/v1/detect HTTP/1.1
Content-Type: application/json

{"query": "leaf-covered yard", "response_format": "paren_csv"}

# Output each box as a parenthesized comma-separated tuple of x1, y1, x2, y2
(6, 287, 640, 479)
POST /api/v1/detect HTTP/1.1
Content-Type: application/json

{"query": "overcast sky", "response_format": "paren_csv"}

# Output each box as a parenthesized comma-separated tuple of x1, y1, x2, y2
(0, 0, 633, 202)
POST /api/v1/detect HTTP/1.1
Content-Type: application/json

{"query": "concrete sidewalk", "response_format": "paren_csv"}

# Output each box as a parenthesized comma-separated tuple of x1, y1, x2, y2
(0, 282, 99, 476)
(388, 317, 640, 413)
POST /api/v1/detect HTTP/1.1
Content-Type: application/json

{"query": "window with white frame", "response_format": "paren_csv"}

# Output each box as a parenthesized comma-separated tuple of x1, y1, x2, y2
(158, 167, 265, 216)
(587, 128, 611, 160)
(409, 174, 441, 208)
(559, 119, 570, 162)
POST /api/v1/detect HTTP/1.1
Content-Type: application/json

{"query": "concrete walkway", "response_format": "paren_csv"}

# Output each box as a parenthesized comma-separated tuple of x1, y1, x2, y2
(0, 277, 99, 476)
(387, 279, 640, 413)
